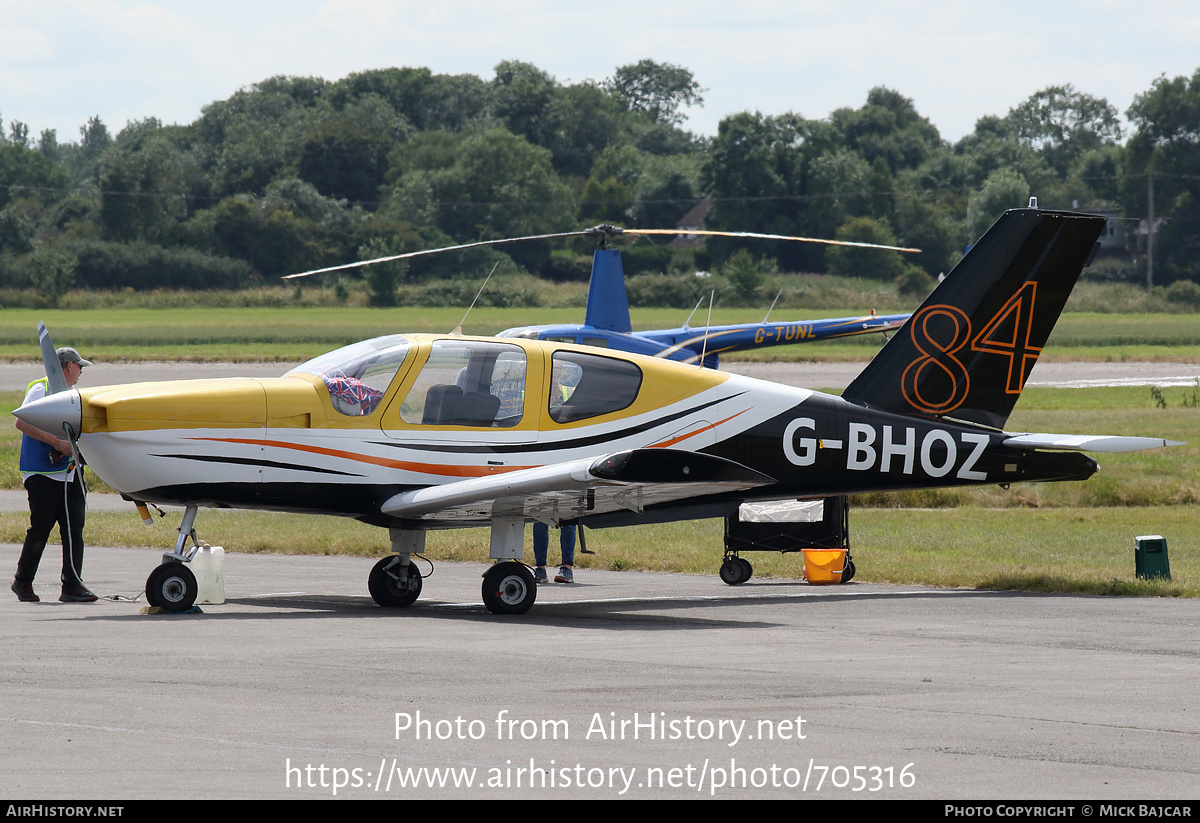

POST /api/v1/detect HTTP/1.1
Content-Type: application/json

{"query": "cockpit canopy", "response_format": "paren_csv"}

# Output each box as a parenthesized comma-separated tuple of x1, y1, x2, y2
(288, 335, 646, 428)
(287, 335, 411, 416)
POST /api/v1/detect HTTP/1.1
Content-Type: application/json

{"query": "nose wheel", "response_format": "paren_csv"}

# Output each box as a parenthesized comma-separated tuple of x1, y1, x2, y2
(481, 562, 537, 615)
(146, 562, 198, 611)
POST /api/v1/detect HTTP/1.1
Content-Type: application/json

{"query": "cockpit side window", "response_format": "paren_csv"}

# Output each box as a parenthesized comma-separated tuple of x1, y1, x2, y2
(549, 351, 642, 424)
(288, 336, 410, 417)
(399, 340, 527, 427)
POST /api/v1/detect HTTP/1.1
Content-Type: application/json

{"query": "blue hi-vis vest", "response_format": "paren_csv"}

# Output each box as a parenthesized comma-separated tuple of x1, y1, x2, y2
(19, 378, 69, 474)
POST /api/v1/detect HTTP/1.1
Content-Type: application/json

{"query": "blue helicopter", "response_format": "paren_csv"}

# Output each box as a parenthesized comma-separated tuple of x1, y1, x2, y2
(289, 224, 916, 369)
(495, 237, 910, 368)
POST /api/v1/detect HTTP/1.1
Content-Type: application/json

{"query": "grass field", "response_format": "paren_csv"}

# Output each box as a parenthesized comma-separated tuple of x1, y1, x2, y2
(1, 305, 1198, 362)
(0, 505, 1190, 596)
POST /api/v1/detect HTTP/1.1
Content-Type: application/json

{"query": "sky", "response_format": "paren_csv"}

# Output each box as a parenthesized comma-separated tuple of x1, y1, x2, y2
(2, 0, 1198, 146)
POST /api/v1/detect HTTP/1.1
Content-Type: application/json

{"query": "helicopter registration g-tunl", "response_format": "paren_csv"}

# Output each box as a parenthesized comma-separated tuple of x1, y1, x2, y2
(15, 208, 1182, 615)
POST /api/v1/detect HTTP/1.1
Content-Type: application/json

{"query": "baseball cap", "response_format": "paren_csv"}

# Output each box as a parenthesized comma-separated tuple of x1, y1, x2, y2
(57, 347, 92, 368)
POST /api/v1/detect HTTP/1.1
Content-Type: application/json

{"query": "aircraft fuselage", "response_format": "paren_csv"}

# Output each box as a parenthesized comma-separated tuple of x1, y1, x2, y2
(26, 335, 1094, 531)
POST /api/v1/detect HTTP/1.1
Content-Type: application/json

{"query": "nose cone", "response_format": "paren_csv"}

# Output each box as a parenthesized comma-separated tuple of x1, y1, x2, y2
(13, 389, 82, 437)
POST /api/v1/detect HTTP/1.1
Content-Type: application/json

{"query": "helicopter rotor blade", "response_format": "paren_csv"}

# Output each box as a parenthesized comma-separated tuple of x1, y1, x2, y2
(625, 228, 921, 253)
(283, 224, 919, 280)
(282, 230, 593, 280)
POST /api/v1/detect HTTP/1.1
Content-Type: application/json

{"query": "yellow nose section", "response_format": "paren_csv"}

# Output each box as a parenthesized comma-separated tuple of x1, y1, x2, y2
(80, 379, 268, 432)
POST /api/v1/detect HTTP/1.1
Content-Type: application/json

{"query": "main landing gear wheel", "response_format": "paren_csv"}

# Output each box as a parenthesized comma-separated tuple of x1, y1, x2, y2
(369, 556, 423, 607)
(146, 563, 197, 611)
(481, 562, 537, 615)
(720, 556, 753, 586)
(737, 557, 753, 582)
(841, 559, 856, 584)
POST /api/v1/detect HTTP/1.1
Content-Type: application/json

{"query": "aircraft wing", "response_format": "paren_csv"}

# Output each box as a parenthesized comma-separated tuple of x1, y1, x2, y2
(1003, 433, 1185, 452)
(379, 448, 775, 524)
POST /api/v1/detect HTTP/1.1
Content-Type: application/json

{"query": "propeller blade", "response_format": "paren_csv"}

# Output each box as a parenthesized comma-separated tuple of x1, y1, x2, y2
(32, 324, 86, 472)
(37, 322, 67, 395)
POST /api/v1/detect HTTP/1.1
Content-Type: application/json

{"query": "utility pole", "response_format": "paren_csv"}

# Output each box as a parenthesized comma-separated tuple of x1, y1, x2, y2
(1146, 173, 1155, 292)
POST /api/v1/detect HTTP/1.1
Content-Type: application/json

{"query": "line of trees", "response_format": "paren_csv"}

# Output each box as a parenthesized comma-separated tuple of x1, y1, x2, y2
(1, 60, 1198, 305)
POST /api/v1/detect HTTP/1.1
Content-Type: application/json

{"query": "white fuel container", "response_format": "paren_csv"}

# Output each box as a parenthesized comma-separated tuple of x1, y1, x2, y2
(190, 545, 225, 604)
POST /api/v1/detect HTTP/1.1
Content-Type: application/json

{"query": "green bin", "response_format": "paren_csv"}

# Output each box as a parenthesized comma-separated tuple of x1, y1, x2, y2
(1134, 535, 1171, 581)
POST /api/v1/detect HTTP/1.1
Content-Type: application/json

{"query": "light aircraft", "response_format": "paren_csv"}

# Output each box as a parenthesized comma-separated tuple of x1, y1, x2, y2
(492, 226, 910, 368)
(15, 209, 1182, 615)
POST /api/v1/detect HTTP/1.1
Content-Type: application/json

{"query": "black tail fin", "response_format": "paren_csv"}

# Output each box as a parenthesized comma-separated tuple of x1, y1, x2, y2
(842, 209, 1105, 429)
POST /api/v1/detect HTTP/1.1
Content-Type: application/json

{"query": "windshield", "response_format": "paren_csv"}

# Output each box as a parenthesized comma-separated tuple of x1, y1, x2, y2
(287, 335, 411, 416)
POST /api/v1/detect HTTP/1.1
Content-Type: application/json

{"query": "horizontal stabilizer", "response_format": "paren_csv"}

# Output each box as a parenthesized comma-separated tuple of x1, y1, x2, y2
(1003, 433, 1185, 453)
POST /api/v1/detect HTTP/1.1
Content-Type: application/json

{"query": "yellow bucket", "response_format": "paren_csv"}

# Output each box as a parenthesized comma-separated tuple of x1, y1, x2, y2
(802, 549, 845, 585)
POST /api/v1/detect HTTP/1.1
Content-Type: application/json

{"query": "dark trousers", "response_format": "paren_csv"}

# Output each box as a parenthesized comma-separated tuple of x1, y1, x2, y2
(533, 522, 576, 567)
(15, 473, 86, 585)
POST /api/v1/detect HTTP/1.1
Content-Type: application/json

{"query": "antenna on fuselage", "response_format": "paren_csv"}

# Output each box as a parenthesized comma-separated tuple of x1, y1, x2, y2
(682, 296, 705, 330)
(698, 290, 715, 367)
(762, 289, 783, 324)
(451, 261, 501, 335)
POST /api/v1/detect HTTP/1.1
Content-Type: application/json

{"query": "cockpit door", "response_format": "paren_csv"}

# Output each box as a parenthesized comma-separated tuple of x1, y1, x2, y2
(381, 339, 542, 447)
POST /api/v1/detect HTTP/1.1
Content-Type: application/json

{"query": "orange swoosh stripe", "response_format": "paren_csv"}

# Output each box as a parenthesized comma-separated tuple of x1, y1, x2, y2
(189, 437, 535, 478)
(649, 409, 748, 448)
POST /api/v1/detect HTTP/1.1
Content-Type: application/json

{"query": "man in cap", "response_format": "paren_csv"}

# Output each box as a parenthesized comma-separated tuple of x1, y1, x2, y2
(11, 346, 96, 602)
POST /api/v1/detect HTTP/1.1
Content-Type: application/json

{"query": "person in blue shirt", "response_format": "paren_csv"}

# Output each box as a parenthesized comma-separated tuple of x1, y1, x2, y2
(11, 347, 96, 603)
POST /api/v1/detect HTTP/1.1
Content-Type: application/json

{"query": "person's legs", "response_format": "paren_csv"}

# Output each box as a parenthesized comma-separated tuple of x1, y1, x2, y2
(559, 525, 576, 567)
(60, 477, 86, 585)
(15, 475, 61, 585)
(532, 522, 549, 583)
(555, 525, 577, 583)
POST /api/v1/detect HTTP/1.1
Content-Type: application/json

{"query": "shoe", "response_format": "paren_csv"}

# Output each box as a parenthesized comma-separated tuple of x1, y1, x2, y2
(59, 584, 98, 603)
(554, 566, 574, 584)
(11, 580, 39, 602)
(534, 566, 548, 584)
